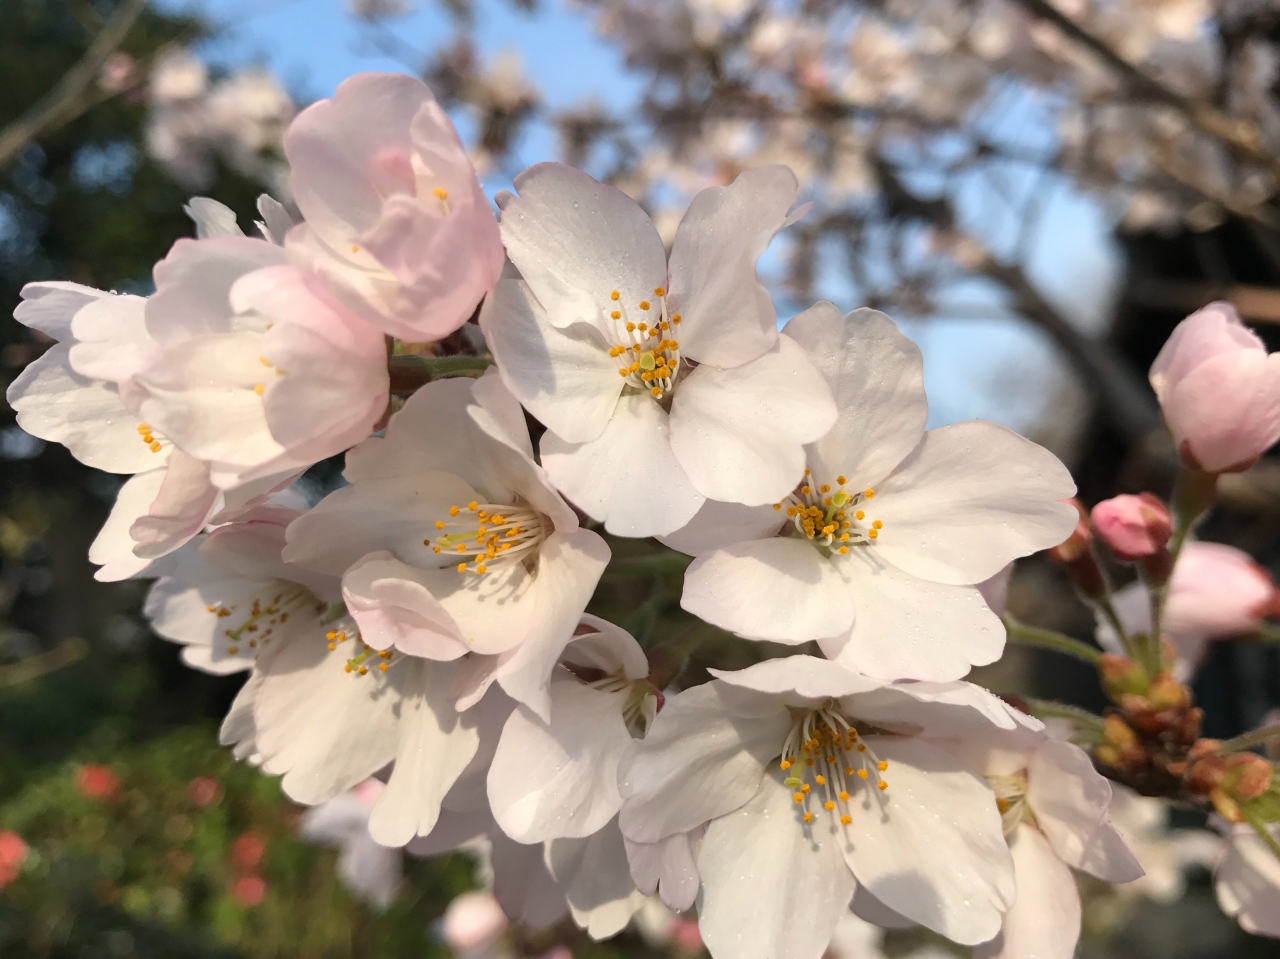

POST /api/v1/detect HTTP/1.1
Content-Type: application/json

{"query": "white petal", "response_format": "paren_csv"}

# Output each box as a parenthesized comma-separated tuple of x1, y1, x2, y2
(7, 344, 160, 474)
(618, 683, 788, 843)
(624, 831, 701, 912)
(488, 683, 631, 842)
(668, 165, 799, 368)
(344, 378, 483, 483)
(972, 826, 1081, 959)
(489, 834, 570, 929)
(480, 277, 622, 444)
(821, 556, 1004, 682)
(129, 449, 219, 559)
(697, 767, 855, 959)
(563, 614, 649, 681)
(542, 394, 704, 538)
(90, 469, 169, 582)
(840, 736, 1014, 945)
(14, 281, 107, 339)
(499, 163, 668, 331)
(681, 539, 854, 644)
(1216, 823, 1280, 937)
(708, 654, 884, 702)
(783, 304, 928, 492)
(546, 820, 647, 940)
(871, 422, 1078, 586)
(845, 681, 1041, 736)
(669, 334, 836, 504)
(283, 471, 476, 575)
(341, 553, 472, 660)
(185, 197, 245, 238)
(252, 623, 402, 805)
(368, 659, 481, 847)
(658, 498, 784, 557)
(1027, 739, 1144, 882)
(220, 670, 263, 761)
(490, 528, 612, 720)
(338, 834, 402, 911)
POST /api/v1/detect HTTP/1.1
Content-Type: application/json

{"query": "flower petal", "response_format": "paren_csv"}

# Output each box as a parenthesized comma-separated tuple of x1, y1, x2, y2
(490, 833, 570, 929)
(499, 162, 668, 331)
(488, 683, 631, 842)
(618, 683, 788, 843)
(708, 654, 884, 702)
(1216, 823, 1280, 937)
(546, 819, 647, 940)
(344, 378, 484, 485)
(1163, 349, 1280, 473)
(13, 281, 106, 339)
(542, 394, 704, 538)
(668, 165, 800, 367)
(341, 553, 472, 660)
(681, 539, 854, 645)
(624, 831, 702, 913)
(658, 498, 785, 557)
(972, 826, 1081, 959)
(90, 469, 170, 582)
(822, 555, 1004, 682)
(1028, 739, 1144, 882)
(870, 421, 1078, 585)
(480, 277, 623, 444)
(697, 767, 855, 959)
(252, 621, 402, 805)
(368, 659, 482, 847)
(782, 303, 927, 491)
(669, 334, 836, 505)
(840, 736, 1014, 945)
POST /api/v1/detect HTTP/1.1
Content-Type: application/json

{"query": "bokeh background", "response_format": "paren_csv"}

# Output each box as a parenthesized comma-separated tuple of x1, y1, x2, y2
(3, 0, 1280, 956)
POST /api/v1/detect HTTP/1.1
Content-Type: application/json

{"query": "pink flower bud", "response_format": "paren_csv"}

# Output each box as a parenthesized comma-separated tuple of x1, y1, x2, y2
(0, 832, 28, 888)
(232, 874, 267, 908)
(76, 764, 120, 800)
(1150, 302, 1280, 473)
(1091, 493, 1172, 561)
(1048, 499, 1091, 563)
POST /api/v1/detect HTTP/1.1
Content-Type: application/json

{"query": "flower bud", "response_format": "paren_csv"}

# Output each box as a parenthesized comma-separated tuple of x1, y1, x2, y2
(1146, 673, 1191, 711)
(1149, 301, 1280, 473)
(1090, 494, 1172, 562)
(1098, 654, 1148, 700)
(1222, 753, 1274, 802)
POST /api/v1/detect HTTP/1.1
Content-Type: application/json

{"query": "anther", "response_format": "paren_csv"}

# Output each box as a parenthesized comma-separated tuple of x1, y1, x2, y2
(610, 290, 620, 301)
(639, 300, 650, 311)
(654, 286, 666, 296)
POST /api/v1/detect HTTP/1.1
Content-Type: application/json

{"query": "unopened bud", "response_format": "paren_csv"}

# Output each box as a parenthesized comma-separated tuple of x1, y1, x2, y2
(1090, 493, 1172, 562)
(1146, 673, 1190, 711)
(1048, 500, 1092, 563)
(1187, 755, 1227, 794)
(1223, 753, 1274, 802)
(1096, 714, 1144, 769)
(1099, 654, 1148, 700)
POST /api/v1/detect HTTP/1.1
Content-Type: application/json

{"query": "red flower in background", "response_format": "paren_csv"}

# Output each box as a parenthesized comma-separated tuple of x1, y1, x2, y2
(232, 873, 267, 908)
(0, 831, 28, 887)
(76, 765, 120, 799)
(231, 831, 265, 870)
(186, 776, 222, 808)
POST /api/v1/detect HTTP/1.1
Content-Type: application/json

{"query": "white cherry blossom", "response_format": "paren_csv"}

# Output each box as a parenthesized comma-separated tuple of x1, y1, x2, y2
(480, 162, 838, 537)
(617, 655, 1038, 957)
(673, 303, 1078, 681)
(284, 371, 610, 720)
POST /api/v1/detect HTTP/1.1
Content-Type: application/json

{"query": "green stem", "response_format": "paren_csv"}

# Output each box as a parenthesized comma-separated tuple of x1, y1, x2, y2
(1144, 582, 1169, 676)
(0, 637, 89, 688)
(1243, 806, 1280, 862)
(1003, 615, 1102, 665)
(1024, 697, 1107, 740)
(603, 553, 692, 580)
(389, 353, 493, 384)
(1092, 590, 1142, 663)
(1217, 723, 1280, 755)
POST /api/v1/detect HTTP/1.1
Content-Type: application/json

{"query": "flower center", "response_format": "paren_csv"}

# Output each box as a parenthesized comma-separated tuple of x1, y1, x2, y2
(987, 772, 1032, 835)
(774, 470, 884, 556)
(604, 286, 683, 400)
(206, 584, 323, 660)
(326, 617, 404, 677)
(427, 499, 546, 575)
(135, 423, 170, 455)
(587, 672, 659, 736)
(779, 703, 890, 827)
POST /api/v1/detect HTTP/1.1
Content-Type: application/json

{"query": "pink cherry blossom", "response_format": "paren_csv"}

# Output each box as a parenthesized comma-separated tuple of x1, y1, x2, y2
(1149, 301, 1280, 473)
(284, 72, 504, 341)
(1090, 493, 1172, 561)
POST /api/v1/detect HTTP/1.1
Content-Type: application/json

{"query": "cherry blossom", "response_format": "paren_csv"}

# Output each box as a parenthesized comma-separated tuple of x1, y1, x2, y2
(1149, 301, 1280, 473)
(284, 372, 609, 719)
(618, 655, 1039, 956)
(480, 162, 837, 537)
(283, 72, 504, 341)
(1215, 821, 1280, 937)
(299, 780, 403, 910)
(672, 303, 1078, 681)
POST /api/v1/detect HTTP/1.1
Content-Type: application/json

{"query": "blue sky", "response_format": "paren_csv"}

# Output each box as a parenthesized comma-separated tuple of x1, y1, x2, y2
(158, 0, 1120, 435)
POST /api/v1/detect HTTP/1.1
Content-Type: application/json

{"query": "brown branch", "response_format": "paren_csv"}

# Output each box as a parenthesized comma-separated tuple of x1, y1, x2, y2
(0, 0, 150, 171)
(1008, 0, 1280, 181)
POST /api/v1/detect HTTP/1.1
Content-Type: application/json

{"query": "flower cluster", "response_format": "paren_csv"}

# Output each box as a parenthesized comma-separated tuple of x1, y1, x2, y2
(9, 70, 1280, 957)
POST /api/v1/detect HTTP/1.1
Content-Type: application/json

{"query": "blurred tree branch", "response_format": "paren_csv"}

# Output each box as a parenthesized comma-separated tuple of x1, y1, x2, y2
(0, 0, 149, 171)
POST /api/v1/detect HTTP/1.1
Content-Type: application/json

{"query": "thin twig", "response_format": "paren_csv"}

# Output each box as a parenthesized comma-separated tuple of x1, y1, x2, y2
(1217, 723, 1280, 755)
(0, 637, 90, 688)
(0, 0, 151, 171)
(1024, 697, 1107, 739)
(1003, 615, 1102, 665)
